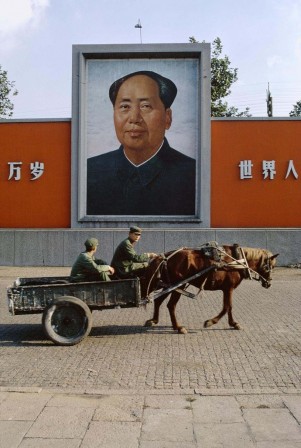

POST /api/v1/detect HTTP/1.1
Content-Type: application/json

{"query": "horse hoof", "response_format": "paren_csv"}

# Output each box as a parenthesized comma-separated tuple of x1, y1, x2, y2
(144, 319, 157, 327)
(177, 327, 187, 334)
(204, 320, 213, 328)
(233, 323, 242, 330)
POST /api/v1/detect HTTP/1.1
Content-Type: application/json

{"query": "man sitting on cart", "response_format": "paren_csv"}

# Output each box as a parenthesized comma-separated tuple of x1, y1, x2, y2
(70, 238, 115, 282)
(111, 226, 157, 278)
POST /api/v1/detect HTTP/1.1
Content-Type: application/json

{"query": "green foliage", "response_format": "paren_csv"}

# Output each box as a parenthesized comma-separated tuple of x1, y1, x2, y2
(289, 100, 301, 117)
(189, 36, 251, 117)
(0, 65, 18, 118)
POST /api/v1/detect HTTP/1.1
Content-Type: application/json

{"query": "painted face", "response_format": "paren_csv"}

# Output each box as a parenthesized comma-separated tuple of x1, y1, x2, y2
(113, 75, 172, 161)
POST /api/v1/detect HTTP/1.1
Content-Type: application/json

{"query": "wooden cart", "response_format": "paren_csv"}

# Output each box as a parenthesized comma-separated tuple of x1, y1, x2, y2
(7, 264, 217, 346)
(7, 276, 141, 346)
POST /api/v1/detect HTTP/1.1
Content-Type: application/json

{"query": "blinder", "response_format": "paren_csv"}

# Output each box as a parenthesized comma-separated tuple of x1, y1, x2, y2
(258, 254, 278, 288)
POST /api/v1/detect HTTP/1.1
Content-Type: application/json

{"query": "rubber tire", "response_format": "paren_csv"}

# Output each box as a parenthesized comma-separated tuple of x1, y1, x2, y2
(42, 296, 92, 346)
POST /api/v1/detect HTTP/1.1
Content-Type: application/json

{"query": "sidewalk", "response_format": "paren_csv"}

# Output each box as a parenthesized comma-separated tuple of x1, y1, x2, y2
(0, 387, 301, 447)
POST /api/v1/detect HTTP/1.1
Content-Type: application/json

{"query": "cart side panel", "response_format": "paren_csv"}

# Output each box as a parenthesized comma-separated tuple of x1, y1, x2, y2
(7, 279, 141, 314)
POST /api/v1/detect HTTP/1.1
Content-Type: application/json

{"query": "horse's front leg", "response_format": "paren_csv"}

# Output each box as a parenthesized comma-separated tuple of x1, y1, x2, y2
(204, 288, 241, 330)
(144, 293, 169, 327)
(226, 288, 242, 330)
(167, 291, 187, 334)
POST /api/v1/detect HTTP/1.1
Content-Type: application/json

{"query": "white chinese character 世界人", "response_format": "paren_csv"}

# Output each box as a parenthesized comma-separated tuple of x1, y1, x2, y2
(239, 160, 253, 179)
(285, 160, 298, 179)
(262, 160, 276, 179)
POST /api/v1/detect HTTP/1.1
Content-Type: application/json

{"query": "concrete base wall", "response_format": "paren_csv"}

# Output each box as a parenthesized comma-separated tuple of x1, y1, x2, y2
(0, 229, 300, 267)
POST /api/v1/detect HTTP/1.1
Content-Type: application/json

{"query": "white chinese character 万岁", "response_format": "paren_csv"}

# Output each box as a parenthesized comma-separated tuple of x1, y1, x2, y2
(30, 161, 45, 180)
(8, 162, 22, 181)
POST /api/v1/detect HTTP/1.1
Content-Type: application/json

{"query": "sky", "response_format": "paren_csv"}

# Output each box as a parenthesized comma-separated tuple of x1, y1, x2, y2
(1, 0, 301, 119)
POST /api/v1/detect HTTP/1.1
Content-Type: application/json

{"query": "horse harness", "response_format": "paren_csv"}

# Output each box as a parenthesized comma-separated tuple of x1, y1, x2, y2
(189, 241, 273, 288)
(202, 242, 251, 277)
(146, 242, 272, 302)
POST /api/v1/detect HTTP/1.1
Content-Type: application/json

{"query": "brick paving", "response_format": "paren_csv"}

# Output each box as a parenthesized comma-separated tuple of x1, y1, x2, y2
(0, 266, 301, 446)
(0, 266, 300, 393)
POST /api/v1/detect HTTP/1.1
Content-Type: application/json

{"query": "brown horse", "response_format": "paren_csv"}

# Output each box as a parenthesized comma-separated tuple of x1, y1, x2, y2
(141, 244, 278, 334)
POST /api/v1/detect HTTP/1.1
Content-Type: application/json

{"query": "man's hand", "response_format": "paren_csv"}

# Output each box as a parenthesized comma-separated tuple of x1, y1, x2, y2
(147, 253, 157, 259)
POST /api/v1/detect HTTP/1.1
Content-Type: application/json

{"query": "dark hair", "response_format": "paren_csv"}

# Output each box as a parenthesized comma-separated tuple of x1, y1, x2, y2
(109, 70, 177, 109)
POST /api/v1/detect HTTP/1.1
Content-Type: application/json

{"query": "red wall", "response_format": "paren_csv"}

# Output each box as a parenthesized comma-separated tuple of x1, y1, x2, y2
(0, 121, 71, 228)
(211, 120, 301, 227)
(1, 119, 300, 228)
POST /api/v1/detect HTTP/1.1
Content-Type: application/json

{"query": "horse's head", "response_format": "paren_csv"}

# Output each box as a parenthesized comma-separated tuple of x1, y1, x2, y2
(243, 247, 279, 288)
(256, 252, 279, 288)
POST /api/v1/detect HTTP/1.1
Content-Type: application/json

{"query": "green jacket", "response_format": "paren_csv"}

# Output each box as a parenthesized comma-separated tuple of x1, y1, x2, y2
(70, 252, 110, 282)
(111, 238, 149, 275)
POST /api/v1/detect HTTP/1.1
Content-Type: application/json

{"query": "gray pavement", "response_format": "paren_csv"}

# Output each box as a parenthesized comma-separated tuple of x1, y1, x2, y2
(0, 266, 301, 447)
(0, 389, 301, 447)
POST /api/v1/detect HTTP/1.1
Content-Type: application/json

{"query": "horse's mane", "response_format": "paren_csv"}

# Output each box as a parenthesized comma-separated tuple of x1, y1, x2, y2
(242, 246, 272, 261)
(157, 246, 272, 264)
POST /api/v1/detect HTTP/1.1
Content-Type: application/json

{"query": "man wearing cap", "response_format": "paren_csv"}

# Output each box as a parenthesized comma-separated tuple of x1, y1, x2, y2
(70, 238, 115, 282)
(111, 226, 157, 278)
(87, 70, 196, 216)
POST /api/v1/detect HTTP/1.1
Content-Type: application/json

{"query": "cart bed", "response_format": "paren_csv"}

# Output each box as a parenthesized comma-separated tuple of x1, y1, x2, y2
(7, 276, 141, 315)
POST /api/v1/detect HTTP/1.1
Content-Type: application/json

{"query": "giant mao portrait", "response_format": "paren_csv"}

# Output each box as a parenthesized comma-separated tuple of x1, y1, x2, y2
(72, 44, 211, 225)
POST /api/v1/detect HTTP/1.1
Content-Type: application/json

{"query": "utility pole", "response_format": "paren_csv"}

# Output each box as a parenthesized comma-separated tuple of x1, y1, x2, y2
(135, 19, 142, 44)
(266, 83, 273, 117)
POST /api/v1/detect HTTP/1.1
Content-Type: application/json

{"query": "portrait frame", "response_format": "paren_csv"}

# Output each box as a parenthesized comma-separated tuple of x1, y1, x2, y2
(71, 43, 211, 228)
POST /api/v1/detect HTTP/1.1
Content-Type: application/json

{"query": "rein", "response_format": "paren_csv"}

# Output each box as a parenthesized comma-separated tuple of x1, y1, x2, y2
(145, 247, 185, 298)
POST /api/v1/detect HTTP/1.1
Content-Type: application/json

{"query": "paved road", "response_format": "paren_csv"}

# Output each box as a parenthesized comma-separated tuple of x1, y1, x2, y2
(0, 266, 300, 393)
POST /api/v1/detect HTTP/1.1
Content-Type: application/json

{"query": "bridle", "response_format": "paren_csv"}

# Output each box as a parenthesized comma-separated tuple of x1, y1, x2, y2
(256, 256, 274, 289)
(217, 246, 275, 289)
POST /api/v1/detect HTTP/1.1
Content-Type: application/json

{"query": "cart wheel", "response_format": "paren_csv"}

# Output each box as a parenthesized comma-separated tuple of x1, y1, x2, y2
(42, 296, 92, 346)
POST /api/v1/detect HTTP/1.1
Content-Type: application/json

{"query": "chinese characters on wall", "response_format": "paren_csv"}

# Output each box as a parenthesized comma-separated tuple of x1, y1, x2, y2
(7, 162, 45, 181)
(5, 159, 300, 182)
(239, 160, 298, 180)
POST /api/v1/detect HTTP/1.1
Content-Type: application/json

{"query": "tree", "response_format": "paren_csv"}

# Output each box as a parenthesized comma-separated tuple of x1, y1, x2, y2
(289, 100, 301, 117)
(0, 65, 18, 118)
(189, 36, 251, 117)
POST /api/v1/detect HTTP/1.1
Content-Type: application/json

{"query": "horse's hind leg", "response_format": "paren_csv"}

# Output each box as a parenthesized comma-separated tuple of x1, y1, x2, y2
(144, 294, 168, 327)
(167, 291, 187, 334)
